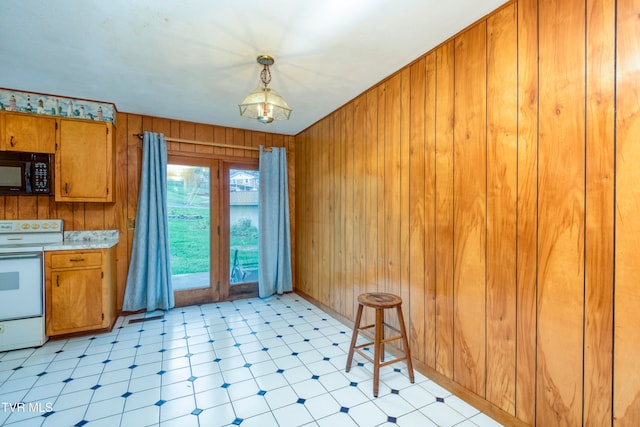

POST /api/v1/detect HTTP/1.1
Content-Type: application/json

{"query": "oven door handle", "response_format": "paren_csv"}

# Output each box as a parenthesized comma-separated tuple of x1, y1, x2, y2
(0, 252, 43, 260)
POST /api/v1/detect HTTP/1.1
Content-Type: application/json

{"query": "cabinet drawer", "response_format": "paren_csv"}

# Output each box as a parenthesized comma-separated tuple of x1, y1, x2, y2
(50, 251, 102, 269)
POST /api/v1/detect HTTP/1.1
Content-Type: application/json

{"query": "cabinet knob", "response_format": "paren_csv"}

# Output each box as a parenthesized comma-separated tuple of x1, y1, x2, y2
(56, 275, 60, 287)
(65, 183, 69, 194)
(10, 135, 14, 147)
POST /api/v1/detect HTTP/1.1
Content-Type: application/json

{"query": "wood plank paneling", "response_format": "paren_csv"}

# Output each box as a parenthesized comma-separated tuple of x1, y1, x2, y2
(294, 133, 304, 292)
(125, 115, 143, 310)
(515, 0, 539, 423)
(335, 108, 345, 318)
(434, 41, 455, 379)
(250, 131, 265, 155)
(178, 121, 196, 153)
(71, 203, 85, 230)
(399, 67, 411, 336)
(424, 51, 437, 370)
(300, 130, 310, 295)
(344, 103, 355, 321)
(6, 197, 19, 219)
(36, 195, 51, 219)
(312, 128, 319, 300)
(4, 196, 17, 219)
(56, 202, 73, 230)
(111, 111, 127, 310)
(486, 3, 517, 414)
(377, 84, 386, 300)
(365, 87, 379, 328)
(615, 0, 640, 425)
(309, 126, 318, 301)
(194, 123, 214, 156)
(18, 195, 37, 219)
(283, 136, 296, 286)
(384, 73, 402, 331)
(210, 126, 224, 157)
(584, 0, 615, 425)
(452, 22, 487, 396)
(84, 203, 105, 230)
(320, 120, 331, 306)
(329, 118, 337, 310)
(537, 0, 586, 424)
(295, 133, 305, 293)
(352, 95, 366, 318)
(408, 58, 427, 363)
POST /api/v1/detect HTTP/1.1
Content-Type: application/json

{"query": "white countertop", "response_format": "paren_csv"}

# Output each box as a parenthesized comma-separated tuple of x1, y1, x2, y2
(44, 229, 119, 251)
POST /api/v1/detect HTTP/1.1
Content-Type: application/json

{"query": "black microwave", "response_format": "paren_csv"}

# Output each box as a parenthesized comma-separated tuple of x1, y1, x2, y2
(0, 152, 52, 195)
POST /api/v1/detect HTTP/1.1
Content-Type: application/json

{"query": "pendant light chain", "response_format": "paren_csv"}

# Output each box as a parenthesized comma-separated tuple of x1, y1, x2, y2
(260, 64, 272, 87)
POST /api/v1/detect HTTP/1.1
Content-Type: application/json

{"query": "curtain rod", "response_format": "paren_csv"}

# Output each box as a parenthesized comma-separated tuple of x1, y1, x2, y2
(134, 133, 270, 152)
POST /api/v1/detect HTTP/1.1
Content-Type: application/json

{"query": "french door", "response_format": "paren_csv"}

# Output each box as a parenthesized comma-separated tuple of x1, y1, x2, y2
(167, 154, 259, 306)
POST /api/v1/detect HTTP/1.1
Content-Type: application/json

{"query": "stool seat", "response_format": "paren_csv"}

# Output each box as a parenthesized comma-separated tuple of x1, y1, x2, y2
(358, 292, 402, 309)
(346, 292, 414, 397)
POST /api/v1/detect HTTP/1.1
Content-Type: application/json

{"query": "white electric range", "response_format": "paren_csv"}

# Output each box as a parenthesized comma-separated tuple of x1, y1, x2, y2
(0, 219, 63, 352)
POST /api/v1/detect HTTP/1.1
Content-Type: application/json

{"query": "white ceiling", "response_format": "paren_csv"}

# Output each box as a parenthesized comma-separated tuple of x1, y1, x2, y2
(0, 0, 508, 136)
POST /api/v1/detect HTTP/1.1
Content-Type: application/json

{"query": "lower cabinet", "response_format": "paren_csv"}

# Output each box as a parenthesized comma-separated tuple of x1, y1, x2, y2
(45, 247, 116, 336)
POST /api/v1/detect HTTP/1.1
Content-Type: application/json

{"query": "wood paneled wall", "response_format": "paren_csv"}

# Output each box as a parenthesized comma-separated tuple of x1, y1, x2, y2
(0, 112, 295, 316)
(294, 0, 639, 425)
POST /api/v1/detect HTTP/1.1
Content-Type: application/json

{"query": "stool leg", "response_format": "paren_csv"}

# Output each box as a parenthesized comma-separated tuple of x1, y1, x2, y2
(396, 304, 415, 383)
(345, 304, 364, 372)
(380, 310, 385, 362)
(373, 307, 383, 397)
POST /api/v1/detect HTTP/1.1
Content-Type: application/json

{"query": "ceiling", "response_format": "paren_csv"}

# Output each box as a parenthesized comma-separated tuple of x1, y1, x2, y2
(0, 0, 508, 136)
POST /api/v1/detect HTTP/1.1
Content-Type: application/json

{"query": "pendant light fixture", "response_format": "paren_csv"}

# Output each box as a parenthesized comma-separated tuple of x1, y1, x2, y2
(239, 55, 292, 124)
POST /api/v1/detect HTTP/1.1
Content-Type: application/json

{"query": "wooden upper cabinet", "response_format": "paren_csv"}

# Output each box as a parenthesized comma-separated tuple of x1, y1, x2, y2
(55, 119, 114, 202)
(0, 111, 57, 153)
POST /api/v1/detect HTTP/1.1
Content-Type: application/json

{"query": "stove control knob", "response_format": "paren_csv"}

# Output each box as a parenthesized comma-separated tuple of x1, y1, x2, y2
(51, 223, 59, 229)
(22, 223, 30, 229)
(32, 224, 40, 229)
(42, 223, 50, 229)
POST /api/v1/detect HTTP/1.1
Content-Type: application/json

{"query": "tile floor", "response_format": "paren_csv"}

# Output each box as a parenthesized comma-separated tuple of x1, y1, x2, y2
(0, 293, 503, 427)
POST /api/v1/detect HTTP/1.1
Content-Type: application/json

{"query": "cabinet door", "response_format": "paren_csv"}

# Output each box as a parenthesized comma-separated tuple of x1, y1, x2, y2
(1, 112, 56, 153)
(56, 120, 113, 202)
(48, 267, 104, 334)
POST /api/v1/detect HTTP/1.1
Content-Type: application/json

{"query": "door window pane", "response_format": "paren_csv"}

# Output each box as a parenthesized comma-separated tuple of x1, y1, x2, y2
(167, 164, 210, 290)
(229, 168, 259, 284)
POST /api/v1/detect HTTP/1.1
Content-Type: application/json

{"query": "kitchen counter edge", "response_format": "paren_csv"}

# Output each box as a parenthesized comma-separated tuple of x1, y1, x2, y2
(44, 229, 119, 251)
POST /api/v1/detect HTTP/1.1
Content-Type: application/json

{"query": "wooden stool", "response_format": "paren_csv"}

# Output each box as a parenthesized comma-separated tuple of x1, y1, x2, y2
(345, 292, 415, 397)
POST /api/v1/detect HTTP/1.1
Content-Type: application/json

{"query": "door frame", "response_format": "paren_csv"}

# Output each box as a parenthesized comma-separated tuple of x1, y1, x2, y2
(167, 153, 260, 305)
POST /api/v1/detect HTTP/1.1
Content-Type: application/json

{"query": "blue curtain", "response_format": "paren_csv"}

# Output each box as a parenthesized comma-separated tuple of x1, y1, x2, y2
(258, 146, 293, 298)
(123, 132, 174, 311)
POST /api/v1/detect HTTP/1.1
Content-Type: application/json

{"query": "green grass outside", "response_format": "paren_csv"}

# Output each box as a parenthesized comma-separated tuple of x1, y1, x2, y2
(168, 207, 259, 276)
(168, 206, 210, 275)
(167, 170, 258, 278)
